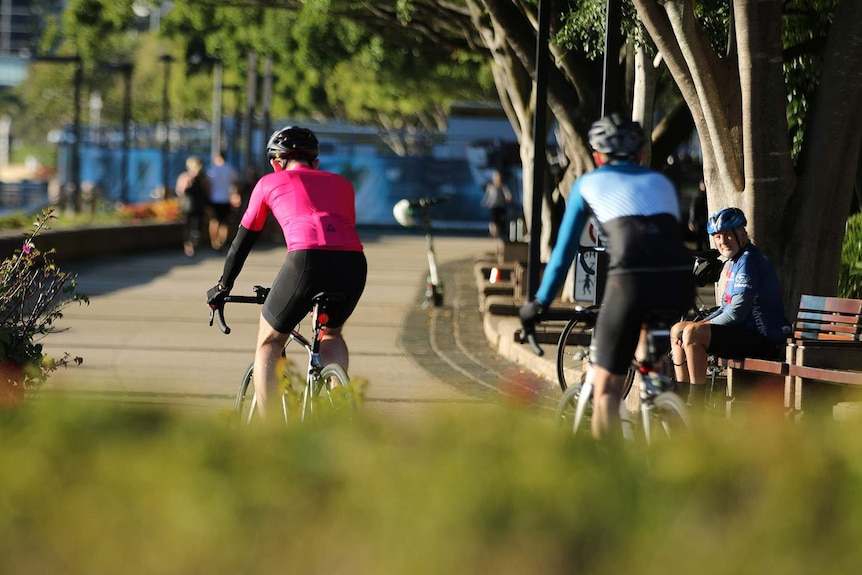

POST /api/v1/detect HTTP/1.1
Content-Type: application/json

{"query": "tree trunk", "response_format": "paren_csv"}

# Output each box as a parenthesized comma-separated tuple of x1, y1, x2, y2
(779, 0, 862, 311)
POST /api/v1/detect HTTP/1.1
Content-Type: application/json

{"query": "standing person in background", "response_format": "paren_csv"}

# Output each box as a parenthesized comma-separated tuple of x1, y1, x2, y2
(687, 180, 709, 251)
(206, 152, 239, 251)
(175, 155, 211, 257)
(481, 170, 513, 239)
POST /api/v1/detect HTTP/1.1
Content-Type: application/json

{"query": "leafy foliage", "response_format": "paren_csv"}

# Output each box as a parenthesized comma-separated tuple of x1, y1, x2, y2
(2, 400, 862, 574)
(839, 211, 862, 299)
(0, 209, 87, 403)
(782, 0, 839, 159)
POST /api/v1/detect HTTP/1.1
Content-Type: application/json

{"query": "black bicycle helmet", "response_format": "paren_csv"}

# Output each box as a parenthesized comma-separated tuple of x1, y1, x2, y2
(588, 113, 644, 159)
(706, 207, 747, 234)
(266, 126, 319, 161)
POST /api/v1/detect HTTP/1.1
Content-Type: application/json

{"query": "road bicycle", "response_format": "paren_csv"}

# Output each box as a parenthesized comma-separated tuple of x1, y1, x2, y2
(209, 286, 356, 425)
(555, 249, 722, 392)
(553, 314, 690, 443)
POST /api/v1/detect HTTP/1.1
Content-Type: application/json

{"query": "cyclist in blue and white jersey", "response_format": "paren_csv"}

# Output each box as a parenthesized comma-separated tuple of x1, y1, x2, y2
(670, 207, 790, 406)
(520, 113, 694, 440)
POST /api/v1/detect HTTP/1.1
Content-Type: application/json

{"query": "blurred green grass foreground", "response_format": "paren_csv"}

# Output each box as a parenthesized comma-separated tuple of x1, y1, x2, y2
(2, 400, 861, 575)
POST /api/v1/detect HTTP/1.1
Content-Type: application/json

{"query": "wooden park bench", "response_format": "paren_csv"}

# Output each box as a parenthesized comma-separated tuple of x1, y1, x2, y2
(786, 295, 862, 418)
(717, 295, 862, 419)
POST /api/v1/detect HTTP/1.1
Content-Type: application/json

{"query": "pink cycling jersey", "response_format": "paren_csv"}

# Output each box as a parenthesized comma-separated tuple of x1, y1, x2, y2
(241, 166, 363, 252)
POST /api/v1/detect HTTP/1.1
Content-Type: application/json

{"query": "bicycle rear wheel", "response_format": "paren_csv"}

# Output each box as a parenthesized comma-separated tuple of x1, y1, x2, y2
(642, 391, 690, 444)
(556, 316, 593, 392)
(301, 363, 356, 421)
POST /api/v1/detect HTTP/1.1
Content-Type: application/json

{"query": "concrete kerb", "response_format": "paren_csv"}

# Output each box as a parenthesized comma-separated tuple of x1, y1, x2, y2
(484, 312, 561, 385)
(0, 221, 184, 263)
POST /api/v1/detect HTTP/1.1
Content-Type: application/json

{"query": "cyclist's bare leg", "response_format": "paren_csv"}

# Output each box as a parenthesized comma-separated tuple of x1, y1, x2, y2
(681, 322, 711, 384)
(591, 366, 625, 441)
(670, 321, 694, 383)
(253, 314, 290, 418)
(320, 326, 349, 371)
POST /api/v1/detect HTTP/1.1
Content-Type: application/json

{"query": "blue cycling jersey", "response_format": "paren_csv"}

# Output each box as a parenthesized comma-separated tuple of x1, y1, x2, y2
(708, 242, 790, 343)
(535, 162, 690, 305)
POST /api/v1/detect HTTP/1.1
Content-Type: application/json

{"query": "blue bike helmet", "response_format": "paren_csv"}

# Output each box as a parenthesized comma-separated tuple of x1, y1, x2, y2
(707, 207, 747, 235)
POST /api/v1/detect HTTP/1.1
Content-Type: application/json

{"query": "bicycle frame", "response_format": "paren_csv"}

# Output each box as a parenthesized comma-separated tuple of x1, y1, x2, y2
(213, 287, 351, 423)
(559, 322, 689, 442)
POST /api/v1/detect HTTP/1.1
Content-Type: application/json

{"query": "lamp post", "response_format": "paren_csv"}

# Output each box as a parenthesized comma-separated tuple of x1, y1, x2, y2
(223, 84, 243, 163)
(211, 58, 223, 161)
(32, 55, 83, 212)
(99, 62, 133, 204)
(527, 0, 551, 300)
(159, 54, 174, 198)
(601, 0, 623, 116)
(244, 51, 257, 174)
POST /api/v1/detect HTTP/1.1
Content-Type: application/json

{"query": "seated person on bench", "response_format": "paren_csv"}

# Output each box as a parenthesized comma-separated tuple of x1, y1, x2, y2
(670, 207, 791, 407)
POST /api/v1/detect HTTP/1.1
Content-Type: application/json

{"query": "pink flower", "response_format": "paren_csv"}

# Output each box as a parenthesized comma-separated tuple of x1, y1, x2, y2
(21, 242, 33, 255)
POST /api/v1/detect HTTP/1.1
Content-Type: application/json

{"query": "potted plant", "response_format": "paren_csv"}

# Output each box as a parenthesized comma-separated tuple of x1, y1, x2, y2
(0, 209, 87, 407)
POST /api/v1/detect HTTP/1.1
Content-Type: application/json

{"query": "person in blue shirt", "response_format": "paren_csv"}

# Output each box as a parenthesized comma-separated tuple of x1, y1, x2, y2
(670, 207, 791, 406)
(519, 113, 694, 440)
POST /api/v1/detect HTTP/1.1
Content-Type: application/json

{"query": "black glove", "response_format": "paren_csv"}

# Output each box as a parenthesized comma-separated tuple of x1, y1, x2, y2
(207, 283, 229, 309)
(519, 299, 546, 332)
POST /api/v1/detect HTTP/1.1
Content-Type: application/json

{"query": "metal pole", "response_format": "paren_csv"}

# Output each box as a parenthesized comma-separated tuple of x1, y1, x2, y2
(601, 0, 623, 116)
(244, 51, 257, 174)
(120, 64, 132, 204)
(262, 55, 273, 161)
(31, 55, 83, 211)
(527, 0, 551, 300)
(160, 54, 173, 198)
(71, 57, 82, 212)
(211, 60, 223, 159)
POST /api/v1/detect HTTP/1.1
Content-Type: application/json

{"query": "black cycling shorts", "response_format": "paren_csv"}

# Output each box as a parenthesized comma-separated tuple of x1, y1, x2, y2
(210, 202, 233, 223)
(263, 249, 367, 334)
(708, 325, 782, 360)
(591, 270, 695, 375)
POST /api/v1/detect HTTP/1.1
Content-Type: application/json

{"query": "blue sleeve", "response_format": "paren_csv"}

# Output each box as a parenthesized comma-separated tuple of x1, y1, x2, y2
(534, 186, 590, 305)
(708, 293, 753, 326)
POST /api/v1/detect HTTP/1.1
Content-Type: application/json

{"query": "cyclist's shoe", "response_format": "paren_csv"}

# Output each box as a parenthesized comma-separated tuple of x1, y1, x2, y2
(518, 299, 546, 331)
(207, 283, 229, 309)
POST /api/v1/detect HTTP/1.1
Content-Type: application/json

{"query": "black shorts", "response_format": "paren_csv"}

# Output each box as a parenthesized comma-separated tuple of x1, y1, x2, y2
(263, 249, 367, 334)
(708, 325, 782, 360)
(490, 207, 507, 227)
(210, 202, 232, 223)
(591, 270, 695, 375)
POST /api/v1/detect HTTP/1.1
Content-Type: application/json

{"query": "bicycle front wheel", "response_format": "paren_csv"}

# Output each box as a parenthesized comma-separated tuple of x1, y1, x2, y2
(302, 363, 356, 421)
(643, 391, 690, 444)
(554, 382, 593, 437)
(556, 317, 593, 392)
(235, 361, 257, 425)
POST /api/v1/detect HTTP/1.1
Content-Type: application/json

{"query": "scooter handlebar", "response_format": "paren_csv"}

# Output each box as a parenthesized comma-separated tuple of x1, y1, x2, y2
(411, 197, 447, 208)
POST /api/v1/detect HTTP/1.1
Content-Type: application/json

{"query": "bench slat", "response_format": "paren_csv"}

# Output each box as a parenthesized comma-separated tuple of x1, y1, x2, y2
(793, 330, 861, 341)
(799, 295, 862, 315)
(789, 364, 862, 386)
(796, 310, 862, 324)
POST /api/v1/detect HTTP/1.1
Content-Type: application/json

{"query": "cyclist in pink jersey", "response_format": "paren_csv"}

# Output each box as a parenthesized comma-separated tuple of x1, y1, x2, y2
(207, 126, 367, 419)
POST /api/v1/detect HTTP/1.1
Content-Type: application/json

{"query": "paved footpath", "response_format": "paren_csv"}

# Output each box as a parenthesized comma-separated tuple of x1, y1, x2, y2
(42, 231, 556, 424)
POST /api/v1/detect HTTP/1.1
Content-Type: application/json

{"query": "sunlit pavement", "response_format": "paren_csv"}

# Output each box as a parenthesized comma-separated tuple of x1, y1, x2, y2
(41, 230, 559, 423)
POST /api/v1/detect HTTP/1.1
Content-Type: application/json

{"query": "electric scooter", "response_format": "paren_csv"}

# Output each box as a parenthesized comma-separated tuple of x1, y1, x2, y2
(392, 197, 447, 308)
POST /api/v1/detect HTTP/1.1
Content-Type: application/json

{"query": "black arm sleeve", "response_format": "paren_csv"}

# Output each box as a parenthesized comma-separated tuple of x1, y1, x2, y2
(219, 225, 261, 290)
